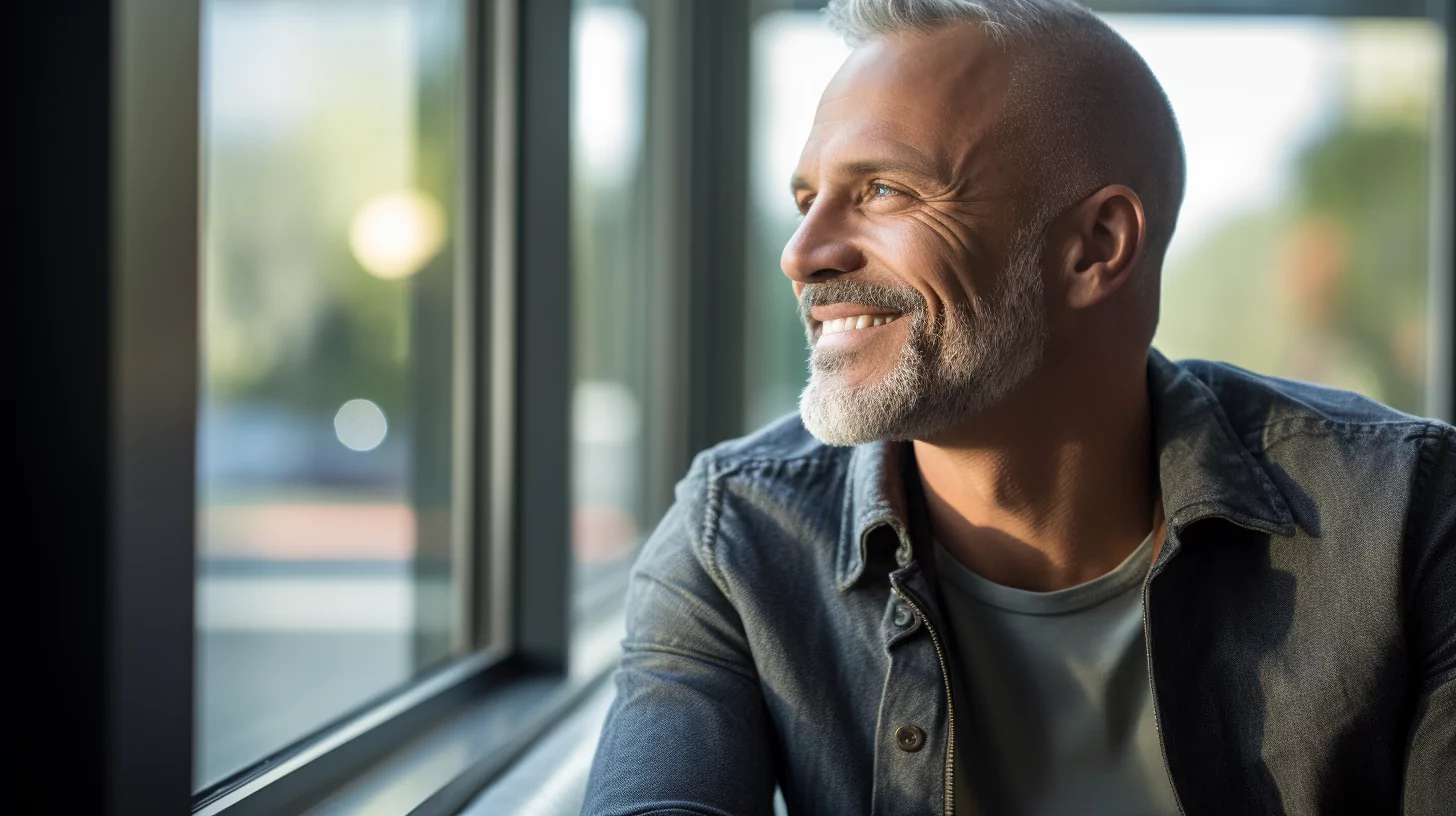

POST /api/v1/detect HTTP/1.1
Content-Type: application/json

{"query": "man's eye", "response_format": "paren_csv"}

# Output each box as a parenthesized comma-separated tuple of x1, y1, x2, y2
(871, 183, 899, 198)
(796, 197, 814, 215)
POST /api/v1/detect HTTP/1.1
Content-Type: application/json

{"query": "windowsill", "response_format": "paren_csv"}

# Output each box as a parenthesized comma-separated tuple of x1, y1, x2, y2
(457, 676, 616, 815)
(305, 669, 610, 815)
(190, 651, 607, 815)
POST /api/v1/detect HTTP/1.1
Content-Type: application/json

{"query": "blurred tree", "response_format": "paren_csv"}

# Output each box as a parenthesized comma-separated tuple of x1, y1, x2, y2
(1294, 125, 1430, 412)
(1157, 119, 1430, 414)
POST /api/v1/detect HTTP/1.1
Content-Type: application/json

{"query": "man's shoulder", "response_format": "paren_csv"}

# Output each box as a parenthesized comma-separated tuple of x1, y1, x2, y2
(666, 412, 850, 535)
(1153, 355, 1453, 536)
(692, 412, 848, 475)
(1175, 356, 1447, 442)
(650, 413, 854, 591)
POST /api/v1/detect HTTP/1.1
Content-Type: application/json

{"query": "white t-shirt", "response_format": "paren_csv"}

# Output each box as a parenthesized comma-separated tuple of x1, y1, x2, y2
(933, 531, 1180, 816)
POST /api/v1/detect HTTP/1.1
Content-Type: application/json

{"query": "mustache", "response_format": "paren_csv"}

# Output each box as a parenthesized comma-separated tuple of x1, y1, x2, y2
(797, 280, 926, 326)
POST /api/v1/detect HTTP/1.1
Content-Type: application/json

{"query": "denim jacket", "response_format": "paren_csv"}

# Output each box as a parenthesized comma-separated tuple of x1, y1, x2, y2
(583, 350, 1456, 815)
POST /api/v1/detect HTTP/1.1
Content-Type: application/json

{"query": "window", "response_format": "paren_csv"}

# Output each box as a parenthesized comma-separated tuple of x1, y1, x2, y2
(196, 0, 471, 790)
(744, 9, 1446, 423)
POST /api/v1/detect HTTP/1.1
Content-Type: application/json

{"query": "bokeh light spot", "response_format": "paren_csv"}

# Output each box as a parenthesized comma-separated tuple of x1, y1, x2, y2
(333, 399, 388, 452)
(348, 190, 446, 279)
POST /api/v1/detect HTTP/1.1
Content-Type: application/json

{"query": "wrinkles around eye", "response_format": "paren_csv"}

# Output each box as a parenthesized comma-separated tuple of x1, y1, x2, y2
(908, 207, 981, 260)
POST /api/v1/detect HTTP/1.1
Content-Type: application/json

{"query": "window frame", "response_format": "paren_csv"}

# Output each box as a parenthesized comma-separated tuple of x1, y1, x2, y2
(16, 1, 200, 812)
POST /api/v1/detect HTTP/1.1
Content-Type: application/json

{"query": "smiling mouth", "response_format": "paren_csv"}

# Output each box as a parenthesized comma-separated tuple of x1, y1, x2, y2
(819, 313, 900, 336)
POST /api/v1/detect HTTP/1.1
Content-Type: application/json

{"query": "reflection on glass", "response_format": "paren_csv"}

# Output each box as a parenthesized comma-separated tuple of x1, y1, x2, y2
(197, 0, 466, 790)
(745, 13, 1442, 426)
(570, 0, 650, 676)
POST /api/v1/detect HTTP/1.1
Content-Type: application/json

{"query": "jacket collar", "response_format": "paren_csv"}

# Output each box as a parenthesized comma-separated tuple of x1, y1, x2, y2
(838, 439, 916, 590)
(1145, 348, 1294, 537)
(836, 348, 1295, 590)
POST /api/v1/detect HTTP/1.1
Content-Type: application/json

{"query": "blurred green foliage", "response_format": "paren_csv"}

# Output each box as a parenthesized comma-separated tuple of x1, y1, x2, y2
(1157, 120, 1431, 414)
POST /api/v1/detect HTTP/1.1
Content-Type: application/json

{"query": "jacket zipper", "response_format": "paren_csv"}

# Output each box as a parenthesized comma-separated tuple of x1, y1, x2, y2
(892, 583, 956, 816)
(1143, 542, 1187, 816)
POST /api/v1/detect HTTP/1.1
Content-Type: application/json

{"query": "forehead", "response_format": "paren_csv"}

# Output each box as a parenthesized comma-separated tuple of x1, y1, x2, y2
(797, 25, 1013, 181)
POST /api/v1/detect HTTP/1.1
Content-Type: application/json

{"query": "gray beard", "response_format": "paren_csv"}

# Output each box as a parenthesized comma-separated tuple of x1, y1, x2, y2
(797, 225, 1049, 446)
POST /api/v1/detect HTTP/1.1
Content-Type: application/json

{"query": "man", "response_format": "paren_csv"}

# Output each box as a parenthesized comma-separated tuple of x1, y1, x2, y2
(583, 0, 1455, 813)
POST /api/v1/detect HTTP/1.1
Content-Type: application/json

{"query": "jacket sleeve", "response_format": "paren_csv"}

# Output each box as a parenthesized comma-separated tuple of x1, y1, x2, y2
(1402, 424, 1456, 815)
(582, 455, 777, 816)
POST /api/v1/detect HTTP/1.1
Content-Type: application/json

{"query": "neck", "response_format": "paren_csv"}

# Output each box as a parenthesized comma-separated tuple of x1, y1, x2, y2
(913, 350, 1156, 592)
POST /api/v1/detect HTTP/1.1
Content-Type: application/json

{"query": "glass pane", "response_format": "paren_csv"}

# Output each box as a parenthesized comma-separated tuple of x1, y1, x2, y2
(569, 0, 651, 677)
(196, 0, 468, 790)
(744, 12, 1443, 426)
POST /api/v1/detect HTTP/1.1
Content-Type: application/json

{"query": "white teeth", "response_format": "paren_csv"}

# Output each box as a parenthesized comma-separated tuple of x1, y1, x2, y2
(820, 314, 897, 336)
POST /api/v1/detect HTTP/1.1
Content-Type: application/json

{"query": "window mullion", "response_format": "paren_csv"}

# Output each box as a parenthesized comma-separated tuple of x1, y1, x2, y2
(513, 0, 574, 672)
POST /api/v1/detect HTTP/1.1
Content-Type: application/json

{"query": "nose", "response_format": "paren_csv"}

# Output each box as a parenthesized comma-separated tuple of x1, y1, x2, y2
(780, 206, 865, 285)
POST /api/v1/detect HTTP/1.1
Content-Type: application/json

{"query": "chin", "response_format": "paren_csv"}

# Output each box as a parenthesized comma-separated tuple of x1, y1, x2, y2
(799, 372, 912, 447)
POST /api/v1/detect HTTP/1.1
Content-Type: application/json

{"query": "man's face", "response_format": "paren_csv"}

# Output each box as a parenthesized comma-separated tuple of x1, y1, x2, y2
(785, 27, 1051, 446)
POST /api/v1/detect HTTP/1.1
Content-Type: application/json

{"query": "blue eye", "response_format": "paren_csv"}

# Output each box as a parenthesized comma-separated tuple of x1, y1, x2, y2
(872, 183, 898, 198)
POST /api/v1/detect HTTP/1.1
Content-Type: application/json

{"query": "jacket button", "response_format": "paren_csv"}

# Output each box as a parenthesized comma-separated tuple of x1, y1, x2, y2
(892, 604, 913, 627)
(894, 725, 925, 752)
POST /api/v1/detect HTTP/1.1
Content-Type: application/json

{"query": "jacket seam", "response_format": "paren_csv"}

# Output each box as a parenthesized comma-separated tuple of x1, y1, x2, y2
(706, 447, 845, 480)
(1401, 422, 1445, 554)
(1401, 423, 1450, 639)
(619, 640, 760, 685)
(633, 569, 743, 640)
(1426, 663, 1456, 691)
(1249, 417, 1444, 453)
(698, 458, 732, 602)
(599, 802, 743, 816)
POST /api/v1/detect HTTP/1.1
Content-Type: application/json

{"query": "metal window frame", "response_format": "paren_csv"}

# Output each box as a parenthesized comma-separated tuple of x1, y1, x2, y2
(1430, 0, 1454, 422)
(511, 0, 574, 674)
(14, 1, 199, 812)
(1085, 0, 1431, 15)
(633, 0, 755, 505)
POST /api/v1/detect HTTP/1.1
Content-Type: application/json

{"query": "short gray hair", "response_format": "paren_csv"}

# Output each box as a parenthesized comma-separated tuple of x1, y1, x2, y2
(825, 0, 1099, 47)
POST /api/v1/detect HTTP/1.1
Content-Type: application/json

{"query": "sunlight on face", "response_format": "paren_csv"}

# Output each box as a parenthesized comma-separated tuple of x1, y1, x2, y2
(784, 30, 1050, 445)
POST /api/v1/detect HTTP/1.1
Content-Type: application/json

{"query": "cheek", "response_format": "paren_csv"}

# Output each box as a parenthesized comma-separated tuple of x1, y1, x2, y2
(869, 218, 987, 321)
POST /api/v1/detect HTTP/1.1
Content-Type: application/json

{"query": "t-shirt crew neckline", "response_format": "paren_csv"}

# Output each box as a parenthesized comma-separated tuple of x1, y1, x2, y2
(934, 530, 1157, 616)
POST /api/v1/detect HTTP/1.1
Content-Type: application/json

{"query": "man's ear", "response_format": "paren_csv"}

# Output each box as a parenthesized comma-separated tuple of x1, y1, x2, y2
(1052, 184, 1146, 310)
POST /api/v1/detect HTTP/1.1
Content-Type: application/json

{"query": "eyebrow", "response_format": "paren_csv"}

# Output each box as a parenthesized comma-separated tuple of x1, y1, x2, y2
(789, 155, 948, 196)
